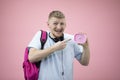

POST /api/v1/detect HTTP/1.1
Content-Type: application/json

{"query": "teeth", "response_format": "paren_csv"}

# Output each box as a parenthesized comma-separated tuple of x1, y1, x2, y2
(55, 30, 62, 32)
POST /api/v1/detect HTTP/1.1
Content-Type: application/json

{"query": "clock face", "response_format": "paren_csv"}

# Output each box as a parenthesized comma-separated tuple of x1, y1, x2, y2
(74, 33, 87, 44)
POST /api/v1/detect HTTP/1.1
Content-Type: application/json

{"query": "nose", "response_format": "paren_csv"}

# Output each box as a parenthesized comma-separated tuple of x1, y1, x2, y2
(57, 24, 62, 29)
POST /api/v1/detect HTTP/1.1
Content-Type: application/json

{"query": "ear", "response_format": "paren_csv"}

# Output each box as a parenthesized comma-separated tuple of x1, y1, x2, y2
(47, 21, 49, 26)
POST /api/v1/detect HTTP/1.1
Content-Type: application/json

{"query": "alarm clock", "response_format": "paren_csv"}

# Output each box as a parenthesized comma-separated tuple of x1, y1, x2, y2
(74, 33, 87, 44)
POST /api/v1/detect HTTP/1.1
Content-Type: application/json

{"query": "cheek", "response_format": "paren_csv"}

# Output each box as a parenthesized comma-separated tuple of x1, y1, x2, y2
(49, 25, 55, 31)
(62, 26, 66, 30)
(48, 24, 53, 28)
(64, 26, 66, 29)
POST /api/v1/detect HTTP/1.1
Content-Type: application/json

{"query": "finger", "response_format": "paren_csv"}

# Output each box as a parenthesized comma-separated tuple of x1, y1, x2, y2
(63, 38, 71, 43)
(78, 32, 87, 35)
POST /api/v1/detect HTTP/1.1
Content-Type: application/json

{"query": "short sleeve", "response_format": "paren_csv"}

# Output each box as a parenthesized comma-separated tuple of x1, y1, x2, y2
(28, 31, 41, 50)
(74, 43, 83, 61)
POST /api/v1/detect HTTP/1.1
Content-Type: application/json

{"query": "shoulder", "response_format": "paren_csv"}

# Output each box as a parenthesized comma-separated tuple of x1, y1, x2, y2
(34, 30, 49, 37)
(34, 30, 42, 37)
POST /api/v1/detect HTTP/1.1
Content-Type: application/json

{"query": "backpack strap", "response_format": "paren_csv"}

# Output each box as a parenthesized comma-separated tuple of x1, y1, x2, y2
(24, 47, 29, 62)
(40, 30, 47, 49)
(36, 30, 47, 68)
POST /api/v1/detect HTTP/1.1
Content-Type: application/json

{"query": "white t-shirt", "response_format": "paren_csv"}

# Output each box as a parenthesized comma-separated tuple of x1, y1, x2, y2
(28, 30, 83, 80)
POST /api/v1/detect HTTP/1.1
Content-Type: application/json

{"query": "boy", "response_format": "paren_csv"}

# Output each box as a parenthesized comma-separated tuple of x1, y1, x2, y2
(28, 10, 90, 80)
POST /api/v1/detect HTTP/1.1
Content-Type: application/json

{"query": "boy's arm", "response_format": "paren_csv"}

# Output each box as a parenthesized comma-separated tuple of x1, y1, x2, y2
(79, 39, 90, 66)
(28, 39, 71, 63)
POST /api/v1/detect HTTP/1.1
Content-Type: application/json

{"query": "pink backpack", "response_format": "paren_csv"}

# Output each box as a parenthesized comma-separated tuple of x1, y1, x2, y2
(23, 30, 47, 80)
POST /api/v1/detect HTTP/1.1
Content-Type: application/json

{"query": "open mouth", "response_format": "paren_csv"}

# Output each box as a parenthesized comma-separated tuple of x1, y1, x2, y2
(54, 29, 63, 33)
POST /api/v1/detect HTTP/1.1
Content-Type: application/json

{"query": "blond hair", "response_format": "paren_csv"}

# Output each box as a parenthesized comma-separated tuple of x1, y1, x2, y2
(48, 10, 65, 19)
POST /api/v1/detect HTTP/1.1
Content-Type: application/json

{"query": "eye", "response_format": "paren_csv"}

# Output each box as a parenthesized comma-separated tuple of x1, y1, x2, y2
(53, 22, 58, 25)
(60, 23, 65, 26)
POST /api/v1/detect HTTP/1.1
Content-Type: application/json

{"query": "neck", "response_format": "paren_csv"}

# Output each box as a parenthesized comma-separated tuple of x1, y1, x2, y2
(50, 33, 56, 38)
(49, 33, 64, 42)
(50, 32, 63, 38)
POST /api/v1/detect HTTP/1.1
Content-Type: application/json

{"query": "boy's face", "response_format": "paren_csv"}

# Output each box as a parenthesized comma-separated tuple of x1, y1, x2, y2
(47, 17, 66, 38)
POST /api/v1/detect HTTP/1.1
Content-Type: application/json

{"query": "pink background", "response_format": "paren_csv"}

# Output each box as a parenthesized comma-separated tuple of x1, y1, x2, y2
(0, 0, 120, 80)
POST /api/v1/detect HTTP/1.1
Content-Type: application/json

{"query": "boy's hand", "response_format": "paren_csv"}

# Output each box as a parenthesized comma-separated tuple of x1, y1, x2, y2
(53, 39, 71, 51)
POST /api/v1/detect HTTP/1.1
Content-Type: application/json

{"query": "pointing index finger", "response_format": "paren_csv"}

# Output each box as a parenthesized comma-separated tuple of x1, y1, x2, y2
(63, 38, 71, 43)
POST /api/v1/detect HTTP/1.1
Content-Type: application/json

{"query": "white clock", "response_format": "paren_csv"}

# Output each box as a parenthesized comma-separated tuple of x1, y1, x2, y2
(74, 33, 87, 44)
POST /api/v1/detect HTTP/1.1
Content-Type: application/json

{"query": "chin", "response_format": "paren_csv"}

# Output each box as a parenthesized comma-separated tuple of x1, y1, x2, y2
(55, 33, 63, 38)
(55, 35, 61, 38)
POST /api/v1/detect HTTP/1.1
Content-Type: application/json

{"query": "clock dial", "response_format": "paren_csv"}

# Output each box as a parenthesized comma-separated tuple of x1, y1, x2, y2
(74, 33, 87, 44)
